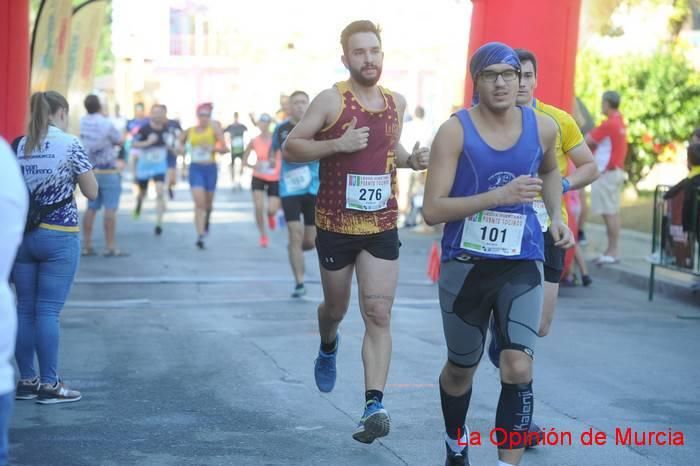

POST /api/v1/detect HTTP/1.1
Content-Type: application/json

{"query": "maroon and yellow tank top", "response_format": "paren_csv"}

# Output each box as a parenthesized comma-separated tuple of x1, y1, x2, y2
(314, 81, 399, 235)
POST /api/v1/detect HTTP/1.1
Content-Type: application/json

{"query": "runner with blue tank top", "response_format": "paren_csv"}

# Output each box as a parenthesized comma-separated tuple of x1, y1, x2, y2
(422, 43, 574, 466)
(274, 91, 320, 297)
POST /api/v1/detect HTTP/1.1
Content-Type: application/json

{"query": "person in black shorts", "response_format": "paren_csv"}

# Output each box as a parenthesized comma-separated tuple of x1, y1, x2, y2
(275, 91, 321, 297)
(250, 175, 279, 196)
(224, 112, 247, 191)
(244, 114, 279, 247)
(131, 105, 170, 236)
(283, 21, 430, 444)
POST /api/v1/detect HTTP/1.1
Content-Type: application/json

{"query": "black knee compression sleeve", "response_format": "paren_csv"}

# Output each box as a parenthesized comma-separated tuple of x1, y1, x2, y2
(495, 381, 533, 449)
(440, 379, 472, 439)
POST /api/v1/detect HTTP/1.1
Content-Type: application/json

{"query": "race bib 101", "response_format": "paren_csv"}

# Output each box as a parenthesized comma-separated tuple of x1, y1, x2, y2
(346, 173, 391, 211)
(461, 210, 525, 256)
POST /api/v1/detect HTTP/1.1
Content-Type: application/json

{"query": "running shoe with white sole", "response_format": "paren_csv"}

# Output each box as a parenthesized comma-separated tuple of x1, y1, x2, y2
(352, 400, 391, 444)
(444, 442, 470, 466)
(444, 427, 470, 466)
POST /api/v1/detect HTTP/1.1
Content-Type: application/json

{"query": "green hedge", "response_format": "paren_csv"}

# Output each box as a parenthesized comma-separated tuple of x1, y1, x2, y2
(576, 45, 700, 186)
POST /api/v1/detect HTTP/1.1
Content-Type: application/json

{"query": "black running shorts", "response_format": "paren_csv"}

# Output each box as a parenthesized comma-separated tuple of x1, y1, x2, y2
(316, 227, 400, 271)
(543, 229, 565, 283)
(251, 176, 279, 197)
(282, 194, 316, 225)
(136, 174, 166, 190)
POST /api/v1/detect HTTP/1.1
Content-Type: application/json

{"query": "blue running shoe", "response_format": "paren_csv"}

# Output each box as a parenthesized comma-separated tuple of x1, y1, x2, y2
(314, 334, 339, 393)
(487, 317, 500, 368)
(352, 400, 391, 444)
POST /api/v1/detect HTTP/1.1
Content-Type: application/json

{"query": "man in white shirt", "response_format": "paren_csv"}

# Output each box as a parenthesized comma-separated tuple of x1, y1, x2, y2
(0, 137, 29, 466)
(80, 95, 124, 256)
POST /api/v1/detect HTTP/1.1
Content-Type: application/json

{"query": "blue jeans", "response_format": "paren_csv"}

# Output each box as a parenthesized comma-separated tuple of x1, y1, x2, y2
(11, 228, 80, 384)
(0, 391, 12, 466)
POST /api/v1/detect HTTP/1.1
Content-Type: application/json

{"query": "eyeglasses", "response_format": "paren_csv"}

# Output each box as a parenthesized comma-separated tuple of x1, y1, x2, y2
(197, 113, 211, 117)
(479, 69, 520, 83)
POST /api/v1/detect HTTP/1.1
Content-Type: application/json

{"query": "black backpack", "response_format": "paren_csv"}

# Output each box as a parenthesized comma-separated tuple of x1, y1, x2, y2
(11, 136, 74, 233)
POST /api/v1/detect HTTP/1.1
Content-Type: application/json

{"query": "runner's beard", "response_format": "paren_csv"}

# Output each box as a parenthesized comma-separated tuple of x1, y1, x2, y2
(349, 64, 383, 87)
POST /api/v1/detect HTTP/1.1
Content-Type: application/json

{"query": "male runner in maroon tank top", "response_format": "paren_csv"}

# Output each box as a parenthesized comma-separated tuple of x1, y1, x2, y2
(283, 20, 429, 444)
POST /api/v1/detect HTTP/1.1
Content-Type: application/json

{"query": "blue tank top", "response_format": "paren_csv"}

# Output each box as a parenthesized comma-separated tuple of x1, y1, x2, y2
(441, 106, 545, 262)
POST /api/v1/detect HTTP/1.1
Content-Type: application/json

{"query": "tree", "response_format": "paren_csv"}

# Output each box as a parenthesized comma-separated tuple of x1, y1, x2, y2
(576, 46, 700, 187)
(584, 0, 696, 39)
(94, 1, 113, 76)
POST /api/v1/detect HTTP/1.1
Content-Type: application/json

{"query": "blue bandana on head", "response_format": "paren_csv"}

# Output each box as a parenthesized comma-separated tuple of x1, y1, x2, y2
(469, 42, 521, 105)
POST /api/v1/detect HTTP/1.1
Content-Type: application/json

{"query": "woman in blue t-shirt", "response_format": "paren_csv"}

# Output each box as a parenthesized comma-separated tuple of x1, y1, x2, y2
(12, 91, 97, 405)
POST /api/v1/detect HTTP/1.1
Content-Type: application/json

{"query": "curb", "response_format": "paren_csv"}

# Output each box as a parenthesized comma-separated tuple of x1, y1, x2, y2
(587, 260, 700, 306)
(585, 223, 652, 241)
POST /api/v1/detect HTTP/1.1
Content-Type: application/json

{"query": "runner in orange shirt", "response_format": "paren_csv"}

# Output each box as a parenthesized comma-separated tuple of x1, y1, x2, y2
(243, 114, 280, 247)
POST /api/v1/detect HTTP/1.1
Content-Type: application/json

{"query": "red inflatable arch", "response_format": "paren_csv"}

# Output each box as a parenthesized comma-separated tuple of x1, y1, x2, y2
(3, 0, 583, 139)
(465, 0, 582, 112)
(0, 0, 30, 142)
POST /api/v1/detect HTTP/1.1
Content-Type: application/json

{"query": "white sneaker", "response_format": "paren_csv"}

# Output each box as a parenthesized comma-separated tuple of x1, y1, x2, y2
(595, 255, 620, 265)
(646, 252, 661, 264)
